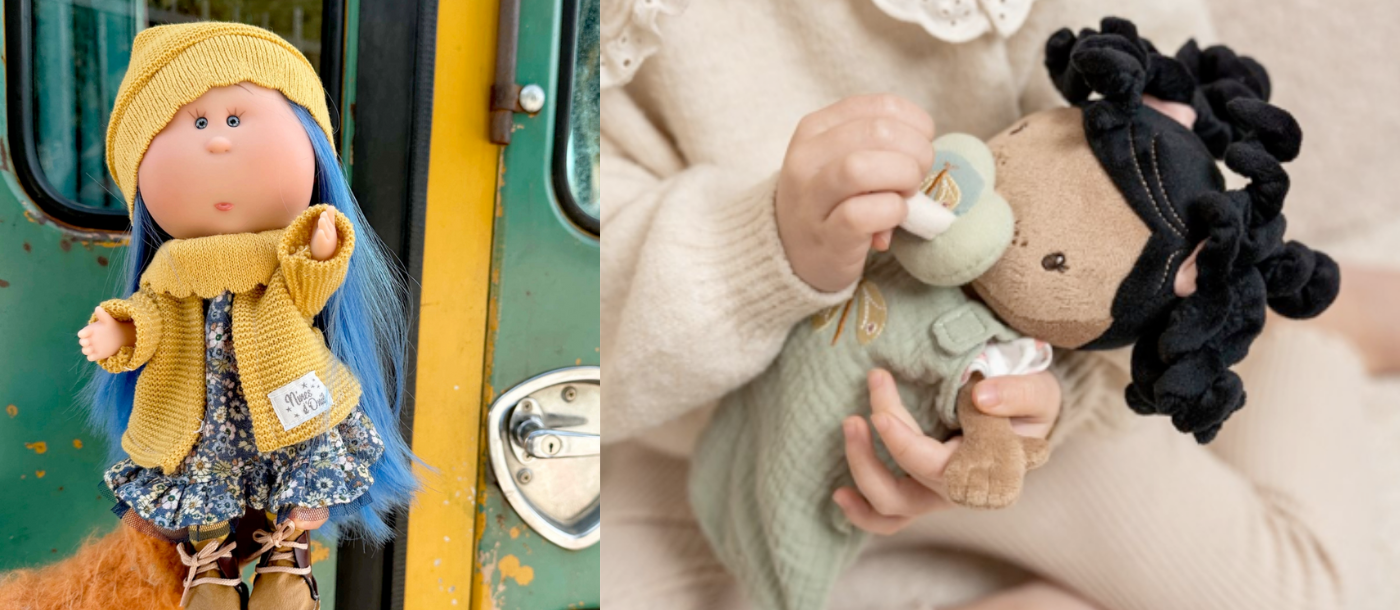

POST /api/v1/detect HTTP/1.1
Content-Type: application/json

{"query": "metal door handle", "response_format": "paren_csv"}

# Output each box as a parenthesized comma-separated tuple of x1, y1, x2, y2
(511, 398, 599, 458)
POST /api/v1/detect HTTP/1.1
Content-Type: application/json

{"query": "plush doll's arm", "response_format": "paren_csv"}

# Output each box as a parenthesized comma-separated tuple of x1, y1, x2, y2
(90, 293, 163, 373)
(278, 204, 356, 318)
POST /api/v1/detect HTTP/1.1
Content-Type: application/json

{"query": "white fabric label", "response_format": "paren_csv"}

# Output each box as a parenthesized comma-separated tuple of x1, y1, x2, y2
(961, 337, 1054, 384)
(268, 371, 335, 431)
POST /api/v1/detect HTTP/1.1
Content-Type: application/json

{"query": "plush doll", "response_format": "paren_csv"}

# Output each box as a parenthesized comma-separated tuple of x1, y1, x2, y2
(690, 17, 1339, 610)
(73, 23, 416, 610)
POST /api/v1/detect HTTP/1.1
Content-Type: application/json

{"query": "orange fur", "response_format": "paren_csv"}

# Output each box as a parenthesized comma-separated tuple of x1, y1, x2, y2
(0, 524, 184, 610)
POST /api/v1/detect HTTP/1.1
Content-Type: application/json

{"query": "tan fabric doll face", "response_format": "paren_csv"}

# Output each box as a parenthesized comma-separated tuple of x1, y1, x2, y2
(136, 83, 315, 239)
(970, 107, 1152, 349)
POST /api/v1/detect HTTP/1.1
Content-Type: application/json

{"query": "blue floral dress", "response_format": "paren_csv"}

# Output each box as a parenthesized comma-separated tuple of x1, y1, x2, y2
(104, 291, 384, 529)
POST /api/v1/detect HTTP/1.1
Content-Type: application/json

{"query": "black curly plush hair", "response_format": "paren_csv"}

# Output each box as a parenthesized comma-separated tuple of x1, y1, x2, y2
(1046, 18, 1340, 443)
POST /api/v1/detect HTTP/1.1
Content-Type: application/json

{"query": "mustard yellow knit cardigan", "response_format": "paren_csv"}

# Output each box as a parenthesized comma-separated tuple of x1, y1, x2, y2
(95, 205, 361, 473)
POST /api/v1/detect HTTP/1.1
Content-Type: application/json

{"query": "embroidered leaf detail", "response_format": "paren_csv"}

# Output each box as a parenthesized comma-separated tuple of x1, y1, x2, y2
(928, 168, 961, 211)
(855, 280, 887, 345)
(811, 304, 843, 331)
(918, 161, 963, 212)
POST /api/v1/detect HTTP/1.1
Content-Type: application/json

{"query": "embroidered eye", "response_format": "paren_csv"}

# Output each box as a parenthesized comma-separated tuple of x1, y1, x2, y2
(1041, 252, 1068, 273)
(194, 117, 208, 129)
(226, 115, 240, 128)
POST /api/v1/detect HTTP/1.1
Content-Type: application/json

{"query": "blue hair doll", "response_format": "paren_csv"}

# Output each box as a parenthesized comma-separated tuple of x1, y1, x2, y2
(76, 23, 418, 610)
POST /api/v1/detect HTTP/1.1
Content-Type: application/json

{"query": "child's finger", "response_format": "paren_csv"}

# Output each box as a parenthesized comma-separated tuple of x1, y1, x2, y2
(872, 230, 893, 252)
(802, 118, 935, 174)
(844, 416, 917, 516)
(833, 487, 914, 536)
(844, 416, 948, 516)
(972, 371, 1062, 425)
(871, 410, 957, 485)
(817, 151, 923, 214)
(796, 94, 935, 142)
(825, 194, 909, 250)
(867, 369, 920, 432)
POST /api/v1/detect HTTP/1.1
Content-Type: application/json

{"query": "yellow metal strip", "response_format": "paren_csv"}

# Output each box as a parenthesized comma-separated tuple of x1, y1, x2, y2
(402, 0, 501, 607)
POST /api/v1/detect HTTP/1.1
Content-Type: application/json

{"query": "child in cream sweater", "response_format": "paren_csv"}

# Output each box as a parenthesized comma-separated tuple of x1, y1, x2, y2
(602, 0, 1389, 608)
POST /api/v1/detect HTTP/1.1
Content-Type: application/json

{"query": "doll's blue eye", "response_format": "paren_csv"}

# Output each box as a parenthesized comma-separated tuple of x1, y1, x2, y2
(195, 117, 208, 129)
(226, 116, 240, 128)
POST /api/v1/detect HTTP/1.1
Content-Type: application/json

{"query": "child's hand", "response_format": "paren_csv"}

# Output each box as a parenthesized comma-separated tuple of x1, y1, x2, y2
(78, 307, 137, 362)
(833, 369, 1061, 535)
(309, 210, 339, 261)
(776, 94, 936, 293)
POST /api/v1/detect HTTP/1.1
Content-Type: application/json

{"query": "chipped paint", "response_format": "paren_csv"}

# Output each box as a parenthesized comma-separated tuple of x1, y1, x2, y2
(24, 441, 46, 454)
(34, 471, 45, 478)
(508, 526, 520, 539)
(72, 439, 82, 449)
(498, 554, 534, 586)
(309, 539, 330, 563)
(6, 404, 16, 417)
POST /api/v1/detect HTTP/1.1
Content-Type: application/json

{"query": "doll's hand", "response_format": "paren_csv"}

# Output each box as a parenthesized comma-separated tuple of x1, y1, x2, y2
(309, 210, 339, 261)
(833, 369, 1060, 535)
(776, 95, 935, 293)
(77, 307, 137, 362)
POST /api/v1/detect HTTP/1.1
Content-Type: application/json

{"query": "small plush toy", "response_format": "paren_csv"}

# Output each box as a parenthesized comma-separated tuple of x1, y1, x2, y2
(72, 23, 416, 610)
(691, 18, 1339, 610)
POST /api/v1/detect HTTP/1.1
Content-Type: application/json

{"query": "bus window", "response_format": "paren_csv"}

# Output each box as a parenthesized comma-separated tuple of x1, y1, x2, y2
(557, 0, 599, 233)
(19, 0, 329, 228)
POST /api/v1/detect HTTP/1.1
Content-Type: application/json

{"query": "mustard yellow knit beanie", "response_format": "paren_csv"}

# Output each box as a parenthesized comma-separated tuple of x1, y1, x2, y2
(105, 22, 335, 214)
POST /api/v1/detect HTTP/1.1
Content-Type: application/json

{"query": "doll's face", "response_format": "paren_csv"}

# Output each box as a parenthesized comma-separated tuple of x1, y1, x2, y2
(970, 108, 1152, 348)
(137, 83, 315, 239)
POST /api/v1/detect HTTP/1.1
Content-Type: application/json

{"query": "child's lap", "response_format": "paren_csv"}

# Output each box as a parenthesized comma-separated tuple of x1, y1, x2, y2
(602, 324, 1377, 608)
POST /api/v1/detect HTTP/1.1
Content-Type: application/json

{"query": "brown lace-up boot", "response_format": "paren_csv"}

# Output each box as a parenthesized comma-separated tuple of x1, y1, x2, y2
(176, 533, 247, 609)
(247, 520, 319, 610)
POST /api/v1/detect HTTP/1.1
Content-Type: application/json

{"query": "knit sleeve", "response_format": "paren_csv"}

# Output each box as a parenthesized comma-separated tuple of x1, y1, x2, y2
(93, 292, 163, 373)
(602, 136, 856, 444)
(278, 204, 355, 318)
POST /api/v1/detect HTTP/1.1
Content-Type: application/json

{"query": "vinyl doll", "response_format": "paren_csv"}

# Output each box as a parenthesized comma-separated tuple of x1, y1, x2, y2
(74, 23, 416, 610)
(690, 18, 1339, 610)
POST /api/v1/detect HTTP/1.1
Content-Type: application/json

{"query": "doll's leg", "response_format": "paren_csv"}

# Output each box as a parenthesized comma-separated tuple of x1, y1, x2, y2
(943, 373, 1050, 509)
(900, 324, 1377, 610)
(247, 509, 325, 610)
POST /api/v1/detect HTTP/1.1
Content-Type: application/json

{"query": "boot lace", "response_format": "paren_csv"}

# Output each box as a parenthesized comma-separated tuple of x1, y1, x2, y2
(252, 521, 312, 577)
(176, 539, 240, 607)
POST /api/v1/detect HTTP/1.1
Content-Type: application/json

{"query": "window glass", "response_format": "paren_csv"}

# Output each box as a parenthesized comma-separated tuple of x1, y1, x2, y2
(565, 0, 599, 221)
(30, 0, 324, 213)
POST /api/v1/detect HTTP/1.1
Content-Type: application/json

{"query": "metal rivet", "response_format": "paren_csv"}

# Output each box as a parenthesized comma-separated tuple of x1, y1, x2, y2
(562, 386, 577, 402)
(520, 399, 535, 412)
(516, 468, 533, 484)
(519, 84, 546, 113)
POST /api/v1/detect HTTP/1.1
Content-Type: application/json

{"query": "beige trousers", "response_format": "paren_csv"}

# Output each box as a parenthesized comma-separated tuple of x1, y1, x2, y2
(602, 325, 1382, 610)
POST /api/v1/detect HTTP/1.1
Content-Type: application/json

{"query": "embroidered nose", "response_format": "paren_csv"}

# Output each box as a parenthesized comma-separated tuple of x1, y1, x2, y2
(206, 136, 232, 153)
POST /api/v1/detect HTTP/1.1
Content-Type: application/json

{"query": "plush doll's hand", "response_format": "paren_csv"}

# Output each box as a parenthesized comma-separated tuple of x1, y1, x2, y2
(834, 369, 1060, 534)
(77, 306, 136, 362)
(309, 210, 339, 261)
(776, 95, 935, 293)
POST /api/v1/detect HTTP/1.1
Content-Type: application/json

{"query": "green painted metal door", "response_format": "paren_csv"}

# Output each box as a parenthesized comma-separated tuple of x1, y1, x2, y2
(473, 0, 600, 606)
